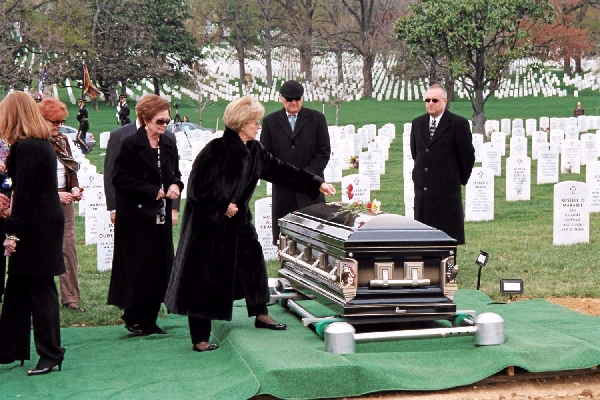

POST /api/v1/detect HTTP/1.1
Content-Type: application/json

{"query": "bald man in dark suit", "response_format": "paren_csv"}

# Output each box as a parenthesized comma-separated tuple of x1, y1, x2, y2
(410, 84, 475, 244)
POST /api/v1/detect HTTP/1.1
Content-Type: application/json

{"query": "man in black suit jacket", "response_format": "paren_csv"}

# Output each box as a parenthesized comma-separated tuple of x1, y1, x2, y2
(260, 80, 331, 244)
(410, 84, 475, 244)
(104, 103, 180, 225)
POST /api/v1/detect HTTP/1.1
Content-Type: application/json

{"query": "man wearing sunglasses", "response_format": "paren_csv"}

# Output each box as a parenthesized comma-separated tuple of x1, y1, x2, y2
(260, 79, 331, 245)
(409, 83, 475, 245)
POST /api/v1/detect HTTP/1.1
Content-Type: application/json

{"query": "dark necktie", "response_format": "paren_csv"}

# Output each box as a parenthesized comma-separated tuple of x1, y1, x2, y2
(429, 119, 436, 139)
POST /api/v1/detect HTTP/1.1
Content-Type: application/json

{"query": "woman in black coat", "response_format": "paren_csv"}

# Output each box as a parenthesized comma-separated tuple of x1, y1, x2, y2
(165, 96, 335, 352)
(107, 94, 183, 336)
(0, 91, 66, 376)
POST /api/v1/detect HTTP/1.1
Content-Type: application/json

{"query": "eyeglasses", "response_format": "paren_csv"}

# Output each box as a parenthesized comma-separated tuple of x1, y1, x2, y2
(154, 118, 171, 126)
(48, 119, 66, 126)
(248, 122, 261, 127)
(284, 97, 302, 102)
(424, 98, 441, 103)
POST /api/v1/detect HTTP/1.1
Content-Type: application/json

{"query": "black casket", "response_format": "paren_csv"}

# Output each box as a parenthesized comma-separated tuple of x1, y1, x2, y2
(277, 202, 460, 325)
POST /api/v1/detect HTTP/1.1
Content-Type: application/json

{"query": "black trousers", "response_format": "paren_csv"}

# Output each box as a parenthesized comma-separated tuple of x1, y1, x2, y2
(0, 275, 65, 367)
(122, 302, 163, 331)
(188, 303, 268, 344)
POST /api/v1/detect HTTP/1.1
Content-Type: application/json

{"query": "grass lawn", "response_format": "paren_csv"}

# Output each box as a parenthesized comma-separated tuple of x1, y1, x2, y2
(43, 87, 600, 327)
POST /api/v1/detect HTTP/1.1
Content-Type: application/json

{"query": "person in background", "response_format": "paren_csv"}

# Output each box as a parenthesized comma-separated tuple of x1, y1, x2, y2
(0, 91, 66, 376)
(38, 98, 85, 313)
(573, 102, 585, 117)
(165, 96, 336, 353)
(118, 94, 131, 126)
(76, 98, 91, 154)
(104, 96, 180, 225)
(260, 79, 331, 245)
(183, 116, 189, 123)
(410, 83, 475, 245)
(107, 94, 183, 336)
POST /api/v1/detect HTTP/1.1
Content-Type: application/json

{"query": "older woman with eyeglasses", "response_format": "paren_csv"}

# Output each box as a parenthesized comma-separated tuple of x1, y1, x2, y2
(107, 94, 183, 336)
(38, 98, 85, 313)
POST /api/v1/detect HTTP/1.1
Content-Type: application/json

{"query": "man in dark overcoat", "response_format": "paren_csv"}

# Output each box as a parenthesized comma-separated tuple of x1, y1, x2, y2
(117, 94, 131, 126)
(260, 80, 331, 244)
(410, 84, 475, 244)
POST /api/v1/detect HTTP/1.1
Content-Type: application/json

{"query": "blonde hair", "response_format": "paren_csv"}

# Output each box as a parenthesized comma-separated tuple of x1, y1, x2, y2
(0, 91, 51, 144)
(223, 96, 265, 132)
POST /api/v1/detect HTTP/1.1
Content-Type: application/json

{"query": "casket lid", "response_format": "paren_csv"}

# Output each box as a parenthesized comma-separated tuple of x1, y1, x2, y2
(280, 203, 457, 248)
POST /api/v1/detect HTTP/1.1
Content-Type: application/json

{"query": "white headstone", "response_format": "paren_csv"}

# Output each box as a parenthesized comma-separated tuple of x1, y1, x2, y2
(561, 139, 581, 174)
(531, 131, 547, 160)
(537, 143, 560, 184)
(465, 167, 495, 221)
(491, 131, 506, 156)
(525, 118, 537, 135)
(78, 173, 105, 216)
(472, 133, 484, 163)
(358, 151, 380, 190)
(84, 188, 106, 245)
(100, 131, 111, 149)
(512, 128, 525, 137)
(539, 117, 549, 131)
(480, 142, 502, 176)
(553, 181, 589, 245)
(506, 156, 531, 201)
(580, 133, 597, 166)
(509, 136, 528, 158)
(586, 161, 600, 213)
(501, 118, 512, 136)
(96, 211, 114, 272)
(341, 174, 371, 203)
(254, 197, 277, 260)
(550, 129, 564, 146)
(565, 126, 579, 140)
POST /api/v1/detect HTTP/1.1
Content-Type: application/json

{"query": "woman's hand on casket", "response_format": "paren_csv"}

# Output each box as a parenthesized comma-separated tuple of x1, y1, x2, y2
(319, 183, 336, 197)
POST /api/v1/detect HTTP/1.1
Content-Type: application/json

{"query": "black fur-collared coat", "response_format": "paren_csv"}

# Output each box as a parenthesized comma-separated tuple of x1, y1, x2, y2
(410, 110, 475, 244)
(165, 128, 323, 320)
(107, 127, 183, 309)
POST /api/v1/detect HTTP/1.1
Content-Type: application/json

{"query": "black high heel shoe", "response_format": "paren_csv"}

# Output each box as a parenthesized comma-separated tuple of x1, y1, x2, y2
(255, 317, 287, 330)
(28, 358, 63, 376)
(0, 357, 24, 366)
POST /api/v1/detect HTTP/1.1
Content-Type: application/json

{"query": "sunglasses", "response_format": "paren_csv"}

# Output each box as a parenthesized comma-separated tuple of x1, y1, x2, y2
(424, 98, 440, 103)
(284, 97, 302, 102)
(49, 119, 66, 126)
(154, 118, 171, 126)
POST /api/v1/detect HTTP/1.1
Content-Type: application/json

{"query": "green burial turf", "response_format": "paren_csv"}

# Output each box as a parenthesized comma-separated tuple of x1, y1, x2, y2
(2, 290, 600, 399)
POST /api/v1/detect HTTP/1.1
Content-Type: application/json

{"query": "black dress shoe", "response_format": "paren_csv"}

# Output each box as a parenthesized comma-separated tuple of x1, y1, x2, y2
(192, 344, 219, 352)
(125, 324, 145, 336)
(28, 358, 63, 376)
(145, 325, 167, 335)
(255, 317, 287, 330)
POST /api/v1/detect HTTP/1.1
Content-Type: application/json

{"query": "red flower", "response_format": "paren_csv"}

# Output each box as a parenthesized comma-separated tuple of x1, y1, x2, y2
(347, 183, 354, 200)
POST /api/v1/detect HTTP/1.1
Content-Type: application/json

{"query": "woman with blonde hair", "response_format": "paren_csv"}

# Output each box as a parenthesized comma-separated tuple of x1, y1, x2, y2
(38, 98, 85, 312)
(165, 96, 335, 352)
(0, 91, 66, 376)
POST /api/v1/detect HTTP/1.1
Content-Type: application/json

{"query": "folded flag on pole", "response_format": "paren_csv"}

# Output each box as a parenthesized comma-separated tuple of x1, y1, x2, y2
(82, 62, 102, 100)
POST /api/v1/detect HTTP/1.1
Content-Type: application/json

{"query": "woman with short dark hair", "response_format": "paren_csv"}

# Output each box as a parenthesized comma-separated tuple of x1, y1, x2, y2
(108, 94, 183, 336)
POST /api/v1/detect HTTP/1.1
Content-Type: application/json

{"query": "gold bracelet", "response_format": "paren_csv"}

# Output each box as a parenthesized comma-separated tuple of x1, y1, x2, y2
(5, 234, 19, 241)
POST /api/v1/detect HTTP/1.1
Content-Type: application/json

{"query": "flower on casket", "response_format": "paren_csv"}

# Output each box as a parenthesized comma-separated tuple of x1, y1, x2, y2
(339, 199, 382, 216)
